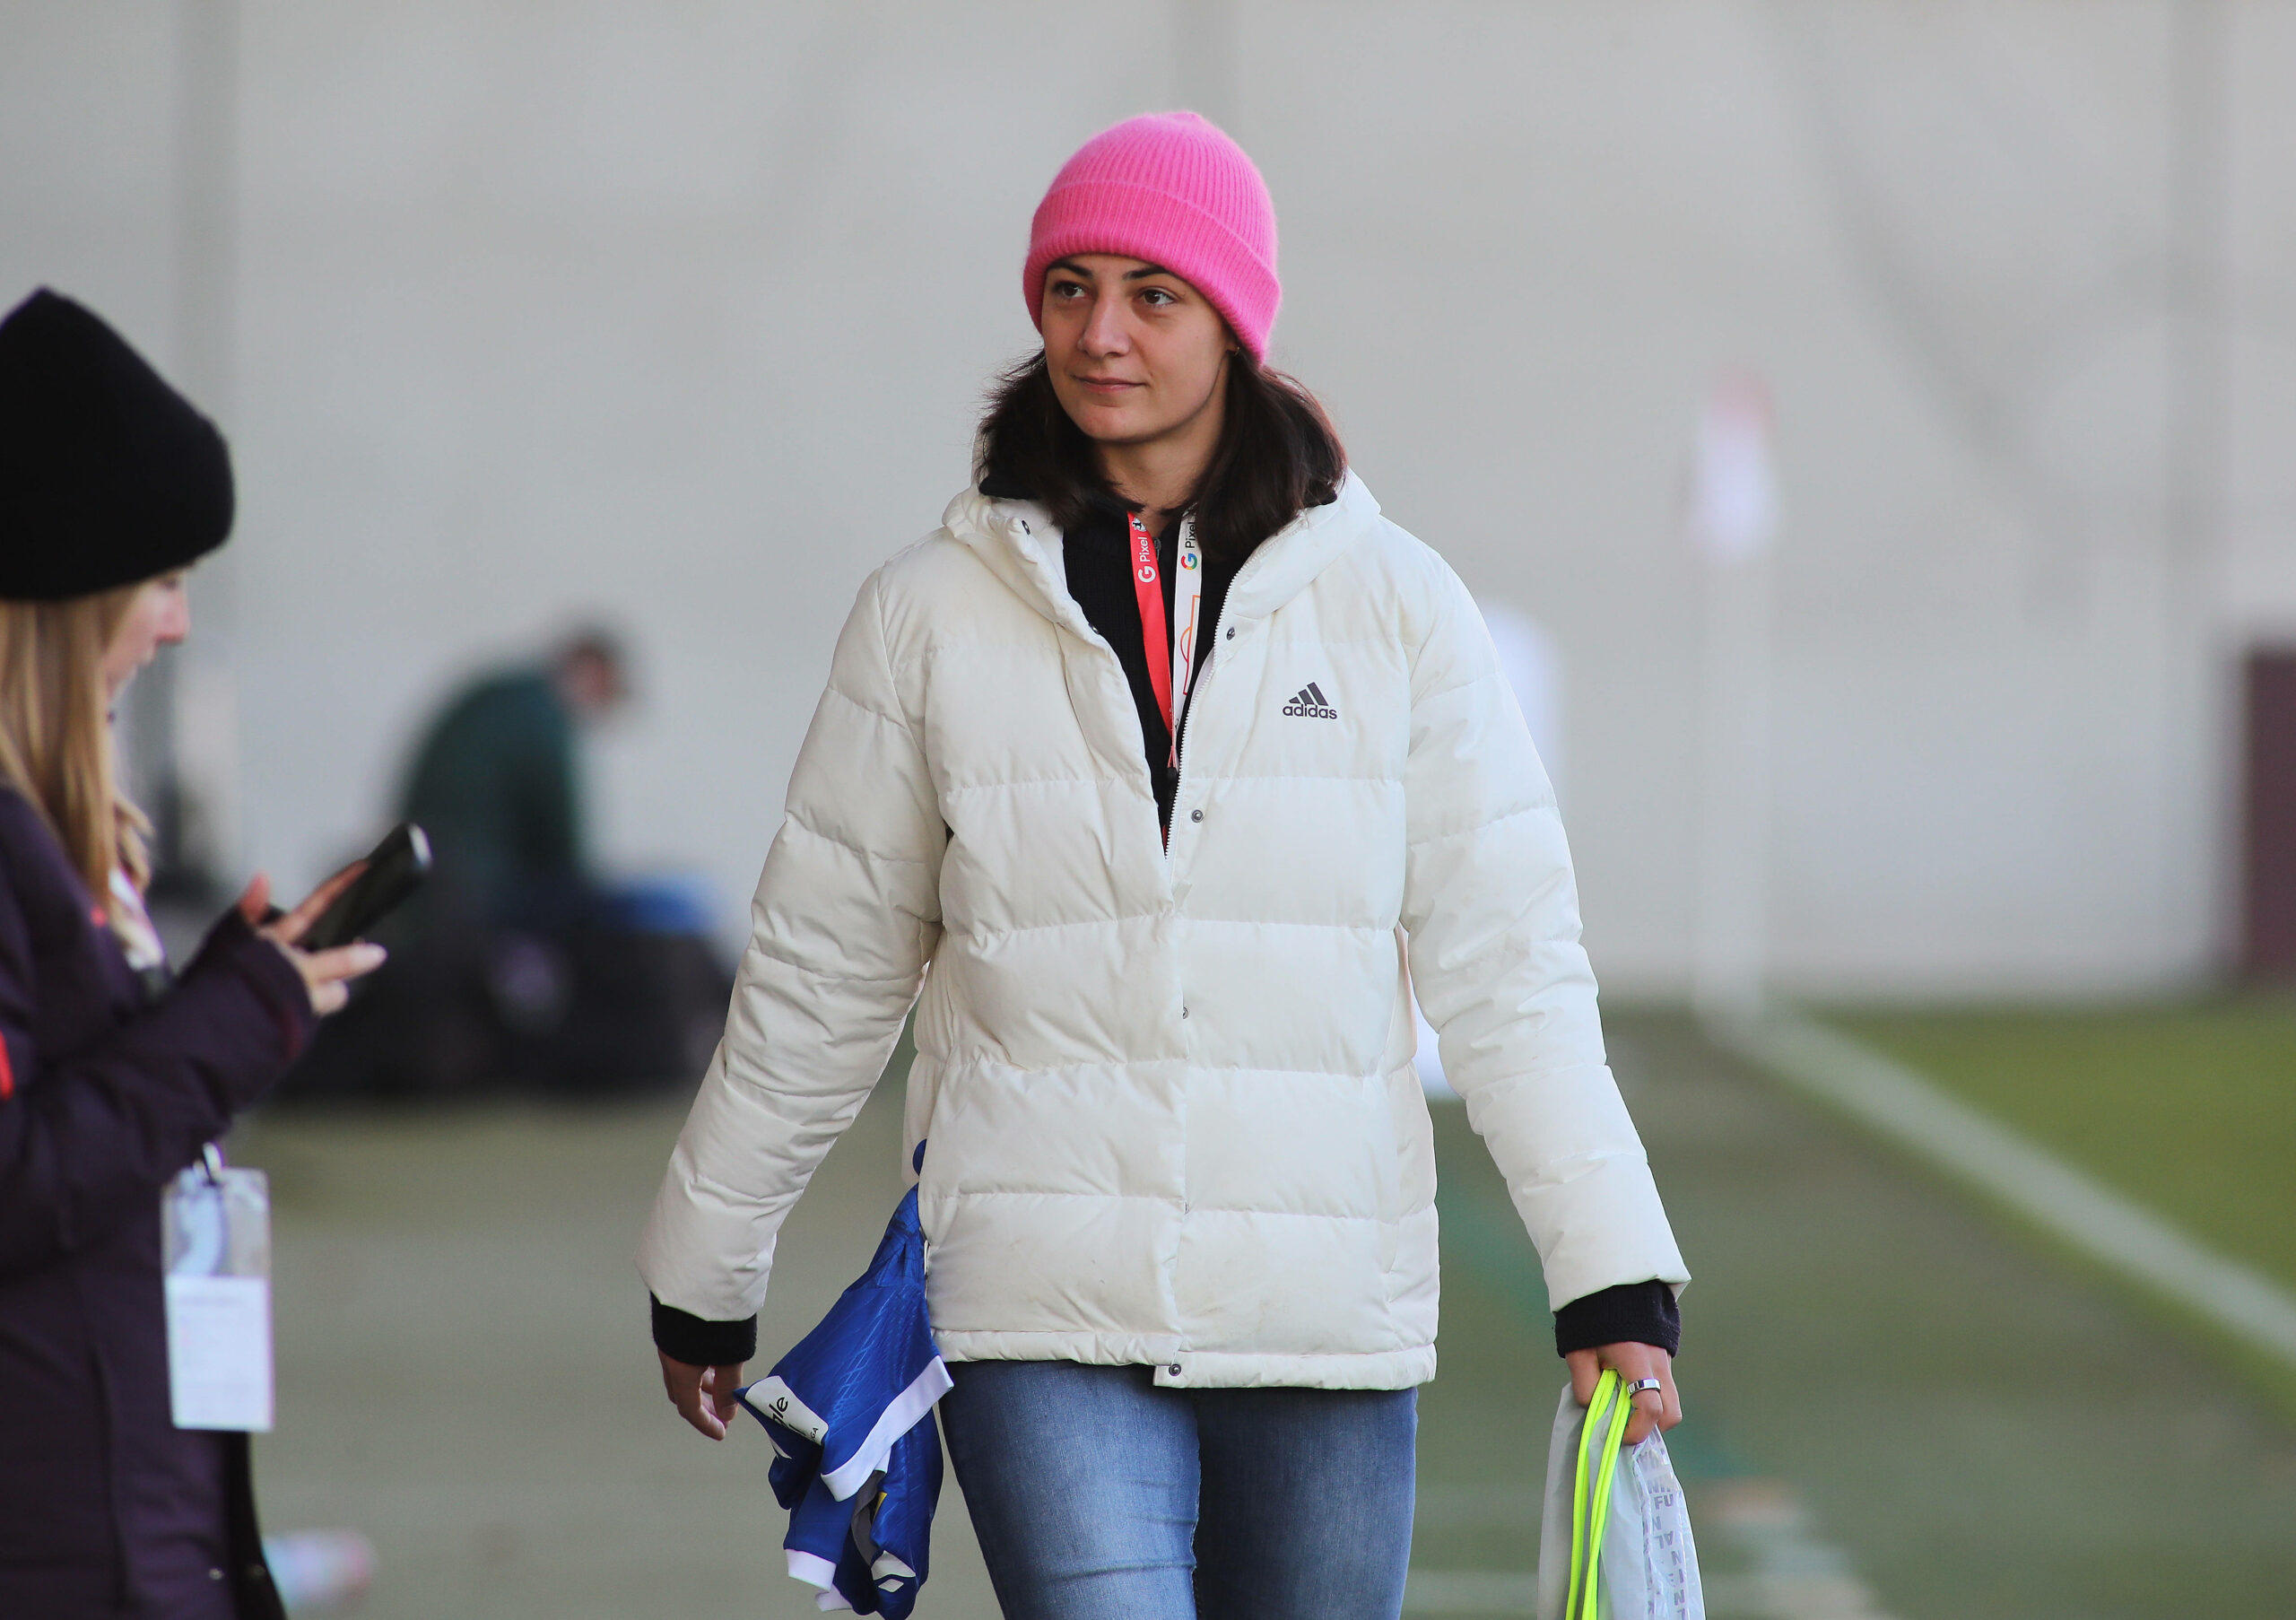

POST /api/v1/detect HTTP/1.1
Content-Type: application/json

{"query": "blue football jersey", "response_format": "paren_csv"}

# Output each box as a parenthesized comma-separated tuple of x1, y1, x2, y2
(738, 1149, 950, 1616)
(779, 1410, 943, 1617)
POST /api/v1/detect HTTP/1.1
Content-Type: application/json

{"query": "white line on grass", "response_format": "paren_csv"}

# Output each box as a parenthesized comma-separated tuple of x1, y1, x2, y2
(1719, 1014, 2296, 1368)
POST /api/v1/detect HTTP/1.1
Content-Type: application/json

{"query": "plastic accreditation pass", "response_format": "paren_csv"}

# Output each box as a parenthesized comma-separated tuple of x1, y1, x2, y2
(161, 1145, 274, 1432)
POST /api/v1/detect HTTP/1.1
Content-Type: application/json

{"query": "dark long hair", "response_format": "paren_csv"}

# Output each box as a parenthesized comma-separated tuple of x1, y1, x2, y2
(977, 351, 1346, 567)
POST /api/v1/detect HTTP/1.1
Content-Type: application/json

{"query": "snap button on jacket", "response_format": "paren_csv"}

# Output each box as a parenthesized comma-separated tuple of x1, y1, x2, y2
(640, 475, 1687, 1389)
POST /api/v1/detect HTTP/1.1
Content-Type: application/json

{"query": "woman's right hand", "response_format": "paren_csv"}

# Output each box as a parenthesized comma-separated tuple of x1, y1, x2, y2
(236, 867, 387, 1015)
(1566, 1343, 1681, 1446)
(659, 1351, 747, 1441)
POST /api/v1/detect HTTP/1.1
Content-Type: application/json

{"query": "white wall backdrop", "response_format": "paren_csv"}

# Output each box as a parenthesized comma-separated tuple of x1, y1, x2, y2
(4, 0, 2292, 998)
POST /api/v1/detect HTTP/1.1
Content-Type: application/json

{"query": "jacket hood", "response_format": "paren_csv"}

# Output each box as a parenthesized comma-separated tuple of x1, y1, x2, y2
(940, 471, 1383, 645)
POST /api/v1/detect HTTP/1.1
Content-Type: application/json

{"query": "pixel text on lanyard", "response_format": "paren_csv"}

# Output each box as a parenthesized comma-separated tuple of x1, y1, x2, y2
(1126, 510, 1204, 778)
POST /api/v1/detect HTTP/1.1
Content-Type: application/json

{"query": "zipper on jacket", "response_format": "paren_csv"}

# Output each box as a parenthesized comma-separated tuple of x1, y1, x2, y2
(1167, 633, 1217, 862)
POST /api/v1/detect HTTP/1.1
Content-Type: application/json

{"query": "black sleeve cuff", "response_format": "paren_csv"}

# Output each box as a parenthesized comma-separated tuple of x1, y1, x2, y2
(649, 1294, 757, 1367)
(189, 909, 320, 1067)
(1552, 1279, 1680, 1358)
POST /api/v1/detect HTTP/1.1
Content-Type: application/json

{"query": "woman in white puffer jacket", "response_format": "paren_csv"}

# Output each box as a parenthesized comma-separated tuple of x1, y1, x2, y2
(642, 111, 1689, 1620)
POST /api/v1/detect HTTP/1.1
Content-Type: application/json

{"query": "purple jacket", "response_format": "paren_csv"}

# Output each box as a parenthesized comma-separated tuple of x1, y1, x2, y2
(0, 788, 315, 1619)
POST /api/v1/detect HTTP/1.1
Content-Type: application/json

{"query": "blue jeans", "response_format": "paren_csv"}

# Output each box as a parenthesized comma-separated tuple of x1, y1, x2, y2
(940, 1361, 1417, 1620)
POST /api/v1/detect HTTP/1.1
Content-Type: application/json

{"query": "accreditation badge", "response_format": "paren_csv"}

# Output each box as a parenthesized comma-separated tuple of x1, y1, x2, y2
(161, 1145, 274, 1432)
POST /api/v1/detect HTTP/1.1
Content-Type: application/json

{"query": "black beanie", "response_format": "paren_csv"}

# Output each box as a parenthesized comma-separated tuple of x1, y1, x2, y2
(0, 288, 235, 602)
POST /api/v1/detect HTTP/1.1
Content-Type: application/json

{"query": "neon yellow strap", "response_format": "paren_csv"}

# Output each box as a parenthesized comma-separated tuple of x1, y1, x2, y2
(1566, 1370, 1632, 1620)
(1567, 1371, 1608, 1616)
(1582, 1376, 1631, 1620)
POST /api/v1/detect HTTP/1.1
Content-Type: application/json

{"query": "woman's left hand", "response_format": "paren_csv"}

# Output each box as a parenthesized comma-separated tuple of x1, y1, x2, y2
(1565, 1342, 1680, 1445)
(236, 867, 387, 1016)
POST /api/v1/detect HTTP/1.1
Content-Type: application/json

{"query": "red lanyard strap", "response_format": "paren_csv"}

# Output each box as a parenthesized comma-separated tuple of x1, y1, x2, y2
(1127, 511, 1175, 739)
(1128, 511, 1205, 784)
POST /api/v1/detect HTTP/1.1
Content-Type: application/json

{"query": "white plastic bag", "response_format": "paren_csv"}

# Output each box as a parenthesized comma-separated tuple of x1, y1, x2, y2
(1536, 1373, 1704, 1620)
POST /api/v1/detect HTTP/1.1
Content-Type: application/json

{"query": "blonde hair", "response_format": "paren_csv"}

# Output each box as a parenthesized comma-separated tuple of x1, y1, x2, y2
(0, 588, 152, 899)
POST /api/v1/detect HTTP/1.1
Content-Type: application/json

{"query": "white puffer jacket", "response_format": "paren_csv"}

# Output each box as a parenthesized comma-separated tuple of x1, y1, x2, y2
(639, 473, 1687, 1389)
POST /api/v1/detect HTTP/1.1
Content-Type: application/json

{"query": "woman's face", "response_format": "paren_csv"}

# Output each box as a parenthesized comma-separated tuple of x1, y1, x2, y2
(1039, 254, 1233, 451)
(100, 573, 191, 701)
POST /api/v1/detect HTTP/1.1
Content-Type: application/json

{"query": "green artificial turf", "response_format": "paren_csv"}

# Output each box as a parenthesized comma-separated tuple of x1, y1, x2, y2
(1420, 1015, 2296, 1616)
(1831, 999, 2296, 1292)
(232, 1014, 2296, 1619)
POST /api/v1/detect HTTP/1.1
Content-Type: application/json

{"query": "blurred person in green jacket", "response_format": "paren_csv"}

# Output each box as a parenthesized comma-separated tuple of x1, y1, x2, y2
(400, 630, 626, 922)
(285, 630, 730, 1102)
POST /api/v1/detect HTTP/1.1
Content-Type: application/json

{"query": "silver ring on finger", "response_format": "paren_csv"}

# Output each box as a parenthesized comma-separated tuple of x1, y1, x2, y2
(1626, 1377, 1664, 1398)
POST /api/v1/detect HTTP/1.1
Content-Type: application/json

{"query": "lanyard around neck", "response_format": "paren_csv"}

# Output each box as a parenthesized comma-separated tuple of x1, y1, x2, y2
(1126, 511, 1204, 771)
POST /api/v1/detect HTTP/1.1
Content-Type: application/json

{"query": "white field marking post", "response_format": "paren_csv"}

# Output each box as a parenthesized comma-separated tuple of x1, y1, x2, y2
(1719, 1013, 2296, 1368)
(1689, 374, 1780, 1027)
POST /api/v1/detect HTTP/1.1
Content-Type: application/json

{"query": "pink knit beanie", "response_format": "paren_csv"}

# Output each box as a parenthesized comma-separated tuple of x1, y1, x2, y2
(1023, 111, 1280, 363)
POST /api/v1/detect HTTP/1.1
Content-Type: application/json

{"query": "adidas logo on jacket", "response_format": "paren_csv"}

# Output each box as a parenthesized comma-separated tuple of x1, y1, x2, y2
(1282, 684, 1337, 719)
(639, 472, 1688, 1392)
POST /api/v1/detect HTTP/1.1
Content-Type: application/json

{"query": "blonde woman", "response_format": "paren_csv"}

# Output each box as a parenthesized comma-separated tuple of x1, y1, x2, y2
(0, 289, 381, 1620)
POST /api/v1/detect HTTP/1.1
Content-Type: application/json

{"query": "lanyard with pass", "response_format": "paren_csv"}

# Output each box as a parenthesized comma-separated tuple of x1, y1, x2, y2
(161, 1143, 275, 1431)
(1126, 510, 1205, 771)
